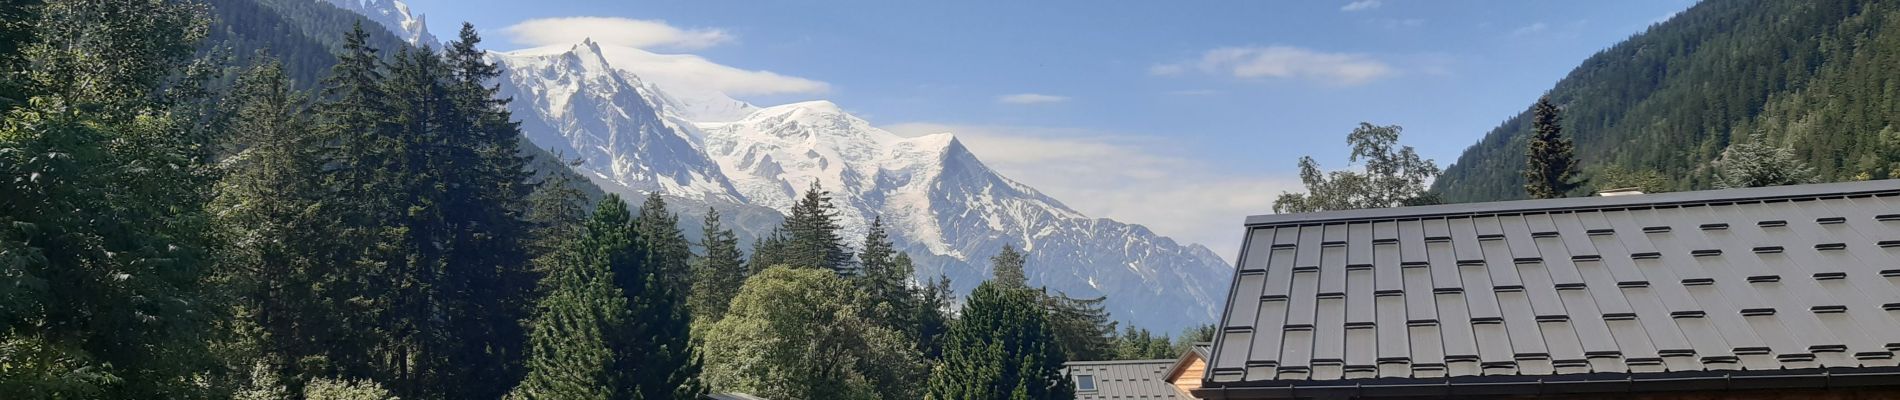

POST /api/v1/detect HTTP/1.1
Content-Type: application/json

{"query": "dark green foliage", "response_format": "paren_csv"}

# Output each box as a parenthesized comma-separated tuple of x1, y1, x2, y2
(990, 244, 1028, 287)
(689, 207, 747, 320)
(210, 57, 339, 395)
(1437, 0, 1900, 202)
(856, 217, 912, 323)
(744, 228, 789, 276)
(1112, 327, 1176, 360)
(1593, 166, 1671, 194)
(196, 0, 411, 90)
(701, 267, 925, 400)
(926, 281, 1074, 400)
(0, 0, 219, 397)
(0, 0, 39, 109)
(783, 181, 852, 274)
(510, 197, 639, 400)
(1171, 324, 1217, 355)
(911, 268, 956, 364)
(1713, 141, 1819, 188)
(1044, 291, 1117, 362)
(526, 156, 593, 271)
(1523, 97, 1581, 199)
(217, 21, 538, 399)
(627, 194, 706, 400)
(1274, 123, 1440, 213)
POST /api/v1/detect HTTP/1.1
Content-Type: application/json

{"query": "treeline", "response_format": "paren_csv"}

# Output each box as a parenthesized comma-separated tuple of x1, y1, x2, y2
(0, 1, 1196, 399)
(1433, 0, 1900, 203)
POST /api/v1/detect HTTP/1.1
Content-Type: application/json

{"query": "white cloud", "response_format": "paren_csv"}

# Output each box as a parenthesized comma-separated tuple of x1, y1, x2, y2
(996, 93, 1070, 105)
(1152, 46, 1396, 86)
(594, 46, 829, 96)
(1511, 22, 1549, 36)
(502, 17, 732, 50)
(501, 17, 828, 97)
(1148, 64, 1188, 76)
(1341, 0, 1382, 12)
(884, 122, 1300, 260)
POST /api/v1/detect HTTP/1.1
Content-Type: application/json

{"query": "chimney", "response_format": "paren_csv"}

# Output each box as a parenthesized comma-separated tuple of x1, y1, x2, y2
(1596, 187, 1645, 197)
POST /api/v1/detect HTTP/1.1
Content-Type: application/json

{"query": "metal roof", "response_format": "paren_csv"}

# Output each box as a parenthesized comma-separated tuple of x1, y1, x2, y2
(1203, 180, 1900, 397)
(1068, 359, 1188, 399)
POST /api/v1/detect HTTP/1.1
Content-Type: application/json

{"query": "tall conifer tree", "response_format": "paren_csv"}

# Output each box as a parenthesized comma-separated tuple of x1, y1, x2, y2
(926, 282, 1073, 400)
(745, 228, 789, 275)
(689, 208, 746, 320)
(1523, 96, 1580, 199)
(510, 195, 640, 400)
(990, 244, 1028, 287)
(857, 216, 914, 323)
(627, 194, 706, 399)
(783, 181, 852, 273)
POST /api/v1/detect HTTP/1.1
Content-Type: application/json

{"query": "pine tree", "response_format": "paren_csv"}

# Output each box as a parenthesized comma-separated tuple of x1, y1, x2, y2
(1112, 327, 1176, 360)
(745, 227, 789, 276)
(926, 281, 1074, 400)
(1043, 291, 1117, 362)
(1523, 96, 1581, 199)
(310, 23, 395, 381)
(211, 57, 342, 391)
(689, 207, 747, 321)
(627, 193, 706, 399)
(510, 196, 639, 400)
(990, 244, 1028, 287)
(526, 157, 591, 273)
(783, 181, 852, 274)
(912, 269, 955, 364)
(441, 24, 537, 391)
(856, 216, 915, 324)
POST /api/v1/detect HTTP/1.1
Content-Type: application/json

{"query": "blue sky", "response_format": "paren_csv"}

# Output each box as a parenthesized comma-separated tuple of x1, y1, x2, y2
(404, 0, 1697, 258)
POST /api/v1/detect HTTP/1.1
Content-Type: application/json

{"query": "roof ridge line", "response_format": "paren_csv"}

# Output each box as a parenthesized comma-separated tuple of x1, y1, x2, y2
(1245, 179, 1900, 227)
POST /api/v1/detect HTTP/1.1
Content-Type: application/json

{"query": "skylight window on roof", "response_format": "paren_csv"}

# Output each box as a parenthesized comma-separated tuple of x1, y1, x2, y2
(1075, 374, 1096, 392)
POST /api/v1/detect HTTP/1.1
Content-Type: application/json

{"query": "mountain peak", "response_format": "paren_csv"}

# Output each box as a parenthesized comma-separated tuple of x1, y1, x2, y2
(774, 100, 843, 115)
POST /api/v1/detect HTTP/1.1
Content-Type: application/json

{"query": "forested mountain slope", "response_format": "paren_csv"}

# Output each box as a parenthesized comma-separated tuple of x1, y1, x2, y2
(199, 0, 606, 199)
(1434, 0, 1900, 202)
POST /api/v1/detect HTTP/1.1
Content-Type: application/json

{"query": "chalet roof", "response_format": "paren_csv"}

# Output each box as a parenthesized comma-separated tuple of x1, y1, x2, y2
(1201, 180, 1900, 398)
(1068, 359, 1187, 399)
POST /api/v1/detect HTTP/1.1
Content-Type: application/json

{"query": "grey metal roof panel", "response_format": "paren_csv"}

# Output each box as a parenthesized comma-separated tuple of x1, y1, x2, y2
(1208, 180, 1900, 392)
(1066, 359, 1186, 399)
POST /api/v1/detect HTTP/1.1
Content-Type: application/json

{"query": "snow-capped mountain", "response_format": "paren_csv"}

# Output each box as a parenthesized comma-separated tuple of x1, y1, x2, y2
(489, 40, 745, 203)
(699, 100, 1229, 329)
(320, 0, 436, 45)
(339, 5, 1233, 330)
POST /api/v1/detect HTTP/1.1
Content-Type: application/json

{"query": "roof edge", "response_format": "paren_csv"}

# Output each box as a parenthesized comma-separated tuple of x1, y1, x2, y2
(1245, 179, 1900, 227)
(1066, 359, 1178, 366)
(1193, 367, 1900, 399)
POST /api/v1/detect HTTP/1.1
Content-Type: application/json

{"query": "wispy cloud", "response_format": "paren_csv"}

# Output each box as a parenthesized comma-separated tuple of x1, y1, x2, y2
(1152, 46, 1396, 86)
(502, 17, 731, 50)
(1340, 0, 1382, 12)
(501, 17, 827, 97)
(885, 122, 1299, 260)
(1510, 22, 1549, 37)
(996, 93, 1071, 105)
